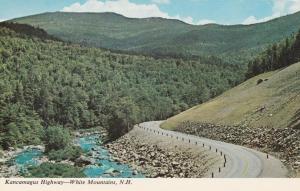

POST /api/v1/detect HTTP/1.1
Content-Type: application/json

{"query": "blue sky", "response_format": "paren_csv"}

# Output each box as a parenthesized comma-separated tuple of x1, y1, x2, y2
(0, 0, 300, 25)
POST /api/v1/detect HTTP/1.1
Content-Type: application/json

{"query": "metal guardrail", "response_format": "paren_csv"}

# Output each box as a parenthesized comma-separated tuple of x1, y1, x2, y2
(137, 124, 228, 178)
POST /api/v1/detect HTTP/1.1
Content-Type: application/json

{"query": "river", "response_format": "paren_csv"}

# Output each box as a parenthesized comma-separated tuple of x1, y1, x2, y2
(12, 134, 143, 178)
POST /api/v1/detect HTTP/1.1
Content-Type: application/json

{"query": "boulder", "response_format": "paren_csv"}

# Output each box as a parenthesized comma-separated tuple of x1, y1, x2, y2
(75, 156, 93, 166)
(132, 170, 138, 175)
(104, 168, 120, 177)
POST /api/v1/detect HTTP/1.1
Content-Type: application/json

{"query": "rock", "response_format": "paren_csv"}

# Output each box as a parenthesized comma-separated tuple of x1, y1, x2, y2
(87, 152, 93, 156)
(38, 156, 49, 164)
(94, 162, 103, 167)
(159, 169, 168, 176)
(75, 156, 93, 166)
(176, 121, 300, 171)
(74, 132, 81, 137)
(104, 168, 120, 177)
(150, 152, 155, 157)
(152, 160, 161, 167)
(171, 161, 180, 167)
(132, 170, 138, 175)
(60, 160, 74, 166)
(138, 156, 147, 162)
(8, 166, 18, 175)
(112, 157, 120, 162)
(139, 161, 145, 165)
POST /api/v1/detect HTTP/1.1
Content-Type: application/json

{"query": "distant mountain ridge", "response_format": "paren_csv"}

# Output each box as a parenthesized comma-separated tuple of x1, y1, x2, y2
(0, 22, 59, 41)
(12, 11, 300, 64)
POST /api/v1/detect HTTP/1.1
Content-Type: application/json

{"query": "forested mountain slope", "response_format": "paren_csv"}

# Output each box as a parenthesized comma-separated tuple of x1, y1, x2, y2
(0, 23, 243, 149)
(162, 61, 300, 130)
(163, 27, 300, 130)
(12, 11, 300, 63)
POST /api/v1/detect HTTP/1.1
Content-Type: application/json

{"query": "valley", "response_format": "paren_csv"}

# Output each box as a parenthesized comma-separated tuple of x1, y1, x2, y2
(0, 10, 300, 178)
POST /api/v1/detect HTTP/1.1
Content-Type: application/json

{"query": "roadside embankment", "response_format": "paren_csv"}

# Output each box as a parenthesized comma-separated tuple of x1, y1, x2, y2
(105, 126, 221, 178)
(175, 121, 300, 176)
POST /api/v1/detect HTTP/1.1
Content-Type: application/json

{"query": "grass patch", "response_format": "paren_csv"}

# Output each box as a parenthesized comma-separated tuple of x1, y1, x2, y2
(162, 62, 300, 130)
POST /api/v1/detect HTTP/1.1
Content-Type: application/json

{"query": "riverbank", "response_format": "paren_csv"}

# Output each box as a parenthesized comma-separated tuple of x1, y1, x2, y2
(0, 145, 45, 177)
(0, 127, 144, 178)
(105, 125, 221, 178)
(175, 121, 299, 177)
(0, 128, 107, 178)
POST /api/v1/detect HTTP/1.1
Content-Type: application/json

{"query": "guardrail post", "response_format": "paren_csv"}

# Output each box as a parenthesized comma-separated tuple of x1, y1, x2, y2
(212, 172, 214, 178)
(220, 151, 223, 156)
(189, 139, 190, 143)
(267, 154, 269, 159)
(219, 167, 221, 173)
(203, 143, 205, 147)
(216, 148, 218, 153)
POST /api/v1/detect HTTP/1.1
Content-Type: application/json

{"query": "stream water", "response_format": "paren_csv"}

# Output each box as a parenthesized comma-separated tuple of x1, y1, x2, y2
(77, 134, 143, 178)
(12, 134, 143, 178)
(13, 149, 42, 174)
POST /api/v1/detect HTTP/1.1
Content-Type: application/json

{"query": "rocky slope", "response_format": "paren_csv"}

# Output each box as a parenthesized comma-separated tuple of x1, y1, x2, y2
(175, 121, 300, 176)
(105, 127, 220, 178)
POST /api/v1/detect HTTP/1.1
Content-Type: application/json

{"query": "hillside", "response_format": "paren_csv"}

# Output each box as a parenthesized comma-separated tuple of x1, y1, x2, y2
(162, 62, 300, 130)
(0, 23, 243, 149)
(12, 11, 300, 63)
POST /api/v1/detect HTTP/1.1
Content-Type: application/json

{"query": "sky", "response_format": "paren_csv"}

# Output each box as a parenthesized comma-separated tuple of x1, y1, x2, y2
(0, 0, 300, 25)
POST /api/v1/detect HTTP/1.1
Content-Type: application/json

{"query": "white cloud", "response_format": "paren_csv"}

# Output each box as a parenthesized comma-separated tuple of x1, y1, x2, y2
(242, 15, 276, 25)
(196, 19, 215, 25)
(151, 0, 170, 4)
(289, 0, 300, 13)
(62, 0, 169, 18)
(62, 0, 215, 25)
(0, 18, 7, 22)
(243, 0, 300, 25)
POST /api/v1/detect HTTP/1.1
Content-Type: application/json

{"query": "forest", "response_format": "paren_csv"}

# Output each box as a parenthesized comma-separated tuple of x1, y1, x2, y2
(14, 12, 300, 66)
(0, 23, 244, 152)
(246, 29, 300, 78)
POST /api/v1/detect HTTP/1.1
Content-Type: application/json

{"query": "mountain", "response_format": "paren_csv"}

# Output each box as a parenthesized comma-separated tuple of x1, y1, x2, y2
(162, 61, 300, 130)
(0, 23, 243, 148)
(12, 11, 300, 63)
(0, 22, 59, 41)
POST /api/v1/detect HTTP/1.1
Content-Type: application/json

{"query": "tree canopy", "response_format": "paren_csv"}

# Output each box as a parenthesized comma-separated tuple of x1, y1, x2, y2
(0, 23, 244, 146)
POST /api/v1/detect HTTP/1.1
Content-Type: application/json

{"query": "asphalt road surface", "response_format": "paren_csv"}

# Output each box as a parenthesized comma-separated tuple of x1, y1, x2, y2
(137, 121, 288, 178)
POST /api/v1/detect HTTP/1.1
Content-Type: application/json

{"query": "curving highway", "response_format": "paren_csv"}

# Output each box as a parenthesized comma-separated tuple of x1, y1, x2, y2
(137, 121, 288, 178)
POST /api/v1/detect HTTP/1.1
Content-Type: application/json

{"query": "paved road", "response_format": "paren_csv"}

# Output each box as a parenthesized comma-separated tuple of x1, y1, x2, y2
(137, 121, 288, 178)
